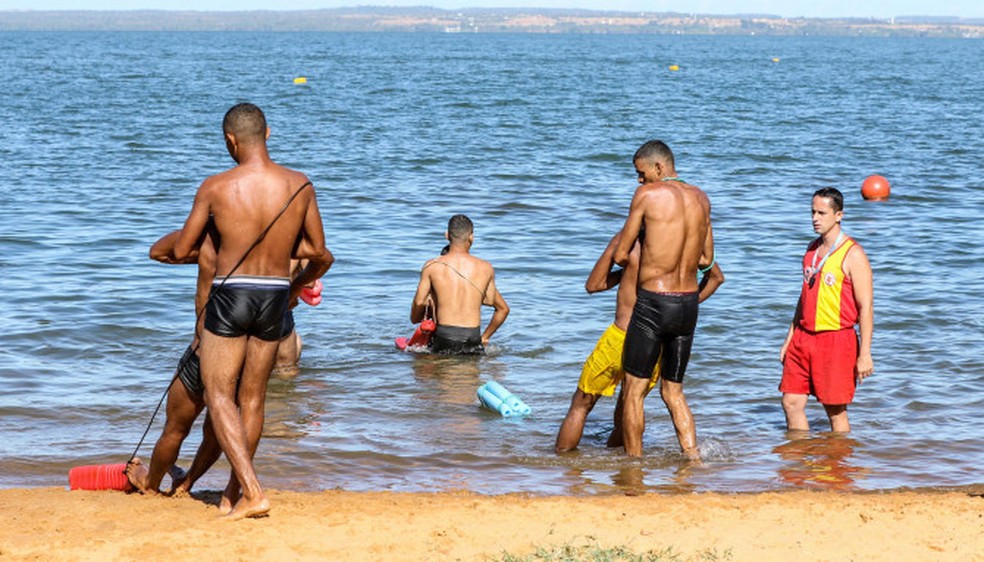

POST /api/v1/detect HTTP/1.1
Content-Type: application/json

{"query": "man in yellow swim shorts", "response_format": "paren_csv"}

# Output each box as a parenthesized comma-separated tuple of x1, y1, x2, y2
(555, 229, 723, 453)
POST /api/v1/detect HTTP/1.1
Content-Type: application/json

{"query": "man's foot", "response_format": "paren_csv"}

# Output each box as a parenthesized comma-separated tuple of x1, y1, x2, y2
(221, 496, 271, 521)
(218, 480, 241, 515)
(683, 445, 704, 465)
(167, 465, 190, 497)
(125, 458, 158, 495)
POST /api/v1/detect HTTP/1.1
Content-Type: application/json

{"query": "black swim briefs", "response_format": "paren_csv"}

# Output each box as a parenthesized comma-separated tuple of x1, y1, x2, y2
(432, 325, 485, 355)
(204, 276, 290, 342)
(282, 308, 295, 340)
(622, 289, 699, 384)
(175, 344, 204, 398)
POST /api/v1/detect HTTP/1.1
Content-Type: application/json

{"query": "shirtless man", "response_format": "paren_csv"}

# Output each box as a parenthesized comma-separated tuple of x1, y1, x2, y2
(555, 227, 724, 453)
(411, 214, 509, 355)
(614, 140, 714, 461)
(126, 231, 308, 496)
(167, 103, 332, 519)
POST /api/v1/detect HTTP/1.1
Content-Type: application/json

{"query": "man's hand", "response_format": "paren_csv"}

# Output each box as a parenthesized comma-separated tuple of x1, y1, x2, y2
(855, 353, 874, 384)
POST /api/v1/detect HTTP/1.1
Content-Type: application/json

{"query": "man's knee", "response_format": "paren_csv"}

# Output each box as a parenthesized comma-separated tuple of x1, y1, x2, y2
(659, 378, 685, 401)
(782, 393, 807, 412)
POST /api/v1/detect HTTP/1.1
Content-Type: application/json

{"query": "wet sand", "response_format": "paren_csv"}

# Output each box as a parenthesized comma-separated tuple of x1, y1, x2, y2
(1, 487, 982, 561)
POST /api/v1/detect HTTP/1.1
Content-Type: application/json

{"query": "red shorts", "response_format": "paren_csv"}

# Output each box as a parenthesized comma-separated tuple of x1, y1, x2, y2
(780, 326, 858, 405)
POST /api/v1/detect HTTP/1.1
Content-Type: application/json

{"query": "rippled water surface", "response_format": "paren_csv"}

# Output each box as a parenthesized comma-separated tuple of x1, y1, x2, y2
(1, 32, 982, 494)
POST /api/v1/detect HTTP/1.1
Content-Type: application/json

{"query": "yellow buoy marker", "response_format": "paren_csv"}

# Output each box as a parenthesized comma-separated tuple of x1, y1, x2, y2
(293, 76, 308, 84)
(668, 64, 680, 71)
(771, 57, 781, 63)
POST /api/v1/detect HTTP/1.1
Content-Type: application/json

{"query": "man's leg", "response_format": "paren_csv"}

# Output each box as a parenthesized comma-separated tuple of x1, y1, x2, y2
(824, 404, 850, 433)
(219, 335, 278, 519)
(621, 374, 649, 457)
(171, 411, 222, 496)
(127, 378, 204, 494)
(555, 389, 600, 453)
(608, 378, 656, 448)
(782, 393, 810, 431)
(607, 384, 627, 448)
(660, 378, 700, 462)
(200, 330, 269, 520)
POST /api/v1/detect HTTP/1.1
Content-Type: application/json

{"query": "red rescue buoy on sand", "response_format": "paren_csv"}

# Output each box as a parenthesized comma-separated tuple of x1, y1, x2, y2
(68, 463, 133, 491)
(861, 175, 891, 200)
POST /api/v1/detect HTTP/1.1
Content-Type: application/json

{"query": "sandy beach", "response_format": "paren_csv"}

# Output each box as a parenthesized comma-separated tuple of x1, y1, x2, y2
(1, 487, 982, 561)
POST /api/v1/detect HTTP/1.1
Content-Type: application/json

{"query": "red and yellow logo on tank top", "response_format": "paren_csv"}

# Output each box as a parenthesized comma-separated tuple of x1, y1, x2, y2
(799, 237, 859, 332)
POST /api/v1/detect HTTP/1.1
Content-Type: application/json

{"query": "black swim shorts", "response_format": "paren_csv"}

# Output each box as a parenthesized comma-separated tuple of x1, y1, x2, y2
(282, 308, 295, 340)
(204, 276, 290, 342)
(175, 344, 204, 398)
(622, 289, 699, 384)
(432, 325, 485, 355)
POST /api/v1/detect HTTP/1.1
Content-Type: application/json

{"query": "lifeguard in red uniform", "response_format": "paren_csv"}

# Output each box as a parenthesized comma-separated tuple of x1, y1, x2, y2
(780, 187, 874, 433)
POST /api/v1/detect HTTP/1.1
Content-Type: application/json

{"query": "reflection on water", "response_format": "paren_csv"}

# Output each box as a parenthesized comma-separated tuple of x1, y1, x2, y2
(411, 353, 484, 407)
(774, 433, 868, 490)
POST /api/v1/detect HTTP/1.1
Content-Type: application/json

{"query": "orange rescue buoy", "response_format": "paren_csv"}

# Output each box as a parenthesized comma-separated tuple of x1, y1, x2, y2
(861, 175, 890, 201)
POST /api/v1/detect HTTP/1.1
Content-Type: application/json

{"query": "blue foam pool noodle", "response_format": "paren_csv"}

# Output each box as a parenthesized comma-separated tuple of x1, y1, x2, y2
(477, 385, 515, 416)
(481, 381, 531, 416)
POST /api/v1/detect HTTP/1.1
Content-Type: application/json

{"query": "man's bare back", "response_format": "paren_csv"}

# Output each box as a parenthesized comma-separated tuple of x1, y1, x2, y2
(421, 252, 495, 328)
(411, 215, 508, 352)
(615, 179, 711, 293)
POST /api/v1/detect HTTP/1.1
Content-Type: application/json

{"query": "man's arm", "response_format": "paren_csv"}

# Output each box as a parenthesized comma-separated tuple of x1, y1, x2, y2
(846, 245, 874, 383)
(585, 231, 624, 294)
(172, 184, 212, 262)
(697, 262, 724, 303)
(289, 189, 334, 299)
(701, 214, 715, 277)
(481, 273, 509, 346)
(780, 299, 804, 364)
(149, 230, 198, 264)
(410, 265, 434, 324)
(614, 188, 647, 266)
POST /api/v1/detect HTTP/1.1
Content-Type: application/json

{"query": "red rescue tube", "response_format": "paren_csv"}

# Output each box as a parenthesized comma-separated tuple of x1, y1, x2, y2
(68, 463, 133, 491)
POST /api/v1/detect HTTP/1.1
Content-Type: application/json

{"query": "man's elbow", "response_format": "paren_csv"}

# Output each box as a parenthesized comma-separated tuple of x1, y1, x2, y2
(498, 302, 510, 319)
(149, 246, 168, 262)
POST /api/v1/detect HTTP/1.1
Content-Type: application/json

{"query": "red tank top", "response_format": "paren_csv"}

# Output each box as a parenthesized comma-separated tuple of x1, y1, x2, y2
(798, 236, 859, 332)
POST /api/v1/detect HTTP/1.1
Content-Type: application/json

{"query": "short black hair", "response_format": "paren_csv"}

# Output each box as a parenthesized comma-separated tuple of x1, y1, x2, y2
(447, 214, 473, 242)
(223, 103, 267, 141)
(633, 140, 675, 167)
(813, 187, 844, 212)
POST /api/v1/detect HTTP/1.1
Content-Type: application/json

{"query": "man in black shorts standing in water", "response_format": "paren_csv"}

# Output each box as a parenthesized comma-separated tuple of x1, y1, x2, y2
(614, 140, 715, 461)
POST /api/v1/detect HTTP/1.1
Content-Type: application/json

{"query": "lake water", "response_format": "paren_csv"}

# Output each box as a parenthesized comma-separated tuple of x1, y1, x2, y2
(0, 31, 982, 495)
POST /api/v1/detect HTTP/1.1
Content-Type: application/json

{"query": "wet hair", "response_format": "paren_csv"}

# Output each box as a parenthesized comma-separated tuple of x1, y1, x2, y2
(813, 187, 844, 212)
(633, 140, 675, 167)
(223, 103, 267, 141)
(447, 214, 474, 242)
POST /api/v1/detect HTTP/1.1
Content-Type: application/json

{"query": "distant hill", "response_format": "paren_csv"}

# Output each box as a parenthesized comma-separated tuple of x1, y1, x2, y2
(0, 7, 981, 37)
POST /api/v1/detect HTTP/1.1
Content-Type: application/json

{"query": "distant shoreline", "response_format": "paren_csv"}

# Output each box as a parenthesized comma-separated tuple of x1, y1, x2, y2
(1, 8, 982, 37)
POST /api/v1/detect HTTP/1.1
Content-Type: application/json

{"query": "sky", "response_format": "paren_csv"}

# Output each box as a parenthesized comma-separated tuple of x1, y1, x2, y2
(0, 1, 980, 19)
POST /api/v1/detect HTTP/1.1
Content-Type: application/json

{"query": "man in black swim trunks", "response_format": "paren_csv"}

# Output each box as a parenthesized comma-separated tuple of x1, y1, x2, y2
(126, 230, 312, 496)
(411, 214, 509, 355)
(166, 103, 332, 519)
(613, 140, 715, 461)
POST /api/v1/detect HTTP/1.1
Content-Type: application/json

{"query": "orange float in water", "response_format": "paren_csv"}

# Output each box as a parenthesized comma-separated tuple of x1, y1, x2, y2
(861, 175, 890, 200)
